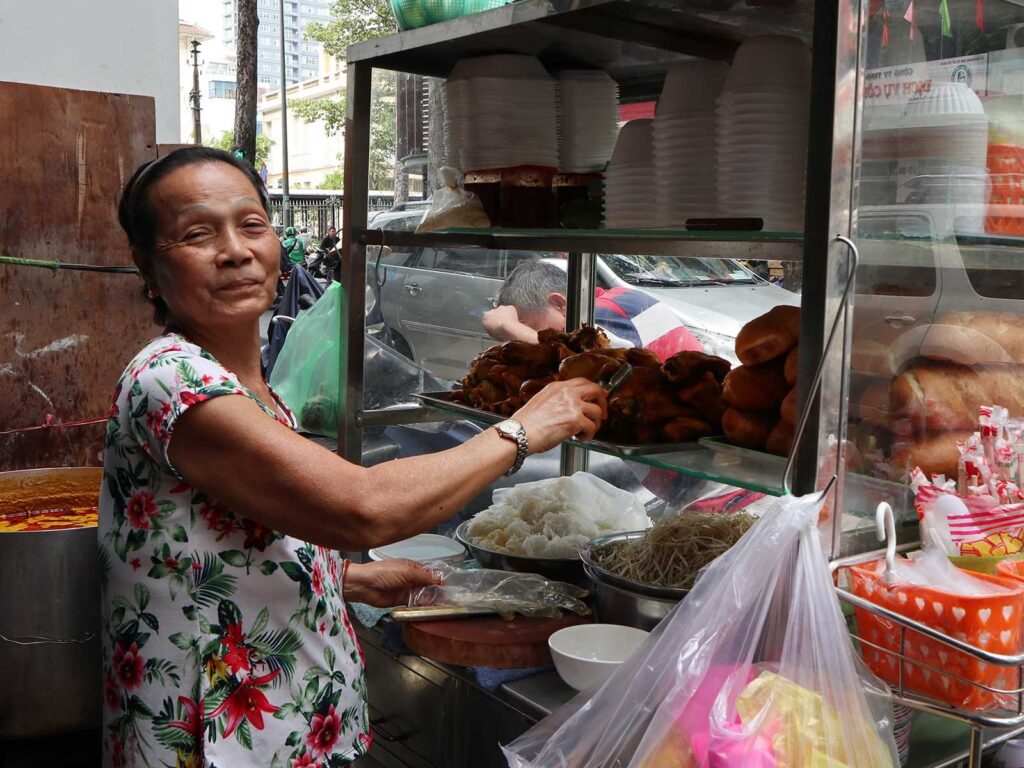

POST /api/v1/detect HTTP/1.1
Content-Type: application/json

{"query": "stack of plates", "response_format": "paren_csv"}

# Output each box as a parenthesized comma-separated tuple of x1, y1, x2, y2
(442, 54, 558, 171)
(897, 82, 989, 224)
(716, 36, 811, 232)
(654, 61, 729, 226)
(604, 119, 659, 229)
(557, 70, 619, 173)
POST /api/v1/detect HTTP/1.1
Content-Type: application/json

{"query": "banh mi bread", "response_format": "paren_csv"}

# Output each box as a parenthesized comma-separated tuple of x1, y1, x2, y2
(784, 347, 799, 387)
(890, 323, 1015, 368)
(780, 388, 798, 425)
(765, 420, 795, 457)
(889, 364, 1024, 431)
(722, 362, 789, 412)
(851, 339, 895, 377)
(722, 408, 776, 450)
(735, 305, 800, 366)
(936, 312, 1024, 363)
(856, 381, 891, 427)
(889, 430, 974, 482)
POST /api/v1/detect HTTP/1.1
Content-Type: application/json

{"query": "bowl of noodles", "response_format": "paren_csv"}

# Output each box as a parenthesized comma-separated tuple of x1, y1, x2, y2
(580, 513, 756, 630)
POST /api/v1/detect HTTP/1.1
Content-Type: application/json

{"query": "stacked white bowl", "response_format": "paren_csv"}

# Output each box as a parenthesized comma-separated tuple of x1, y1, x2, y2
(604, 119, 659, 228)
(716, 35, 811, 231)
(897, 82, 989, 228)
(654, 61, 729, 227)
(442, 54, 558, 172)
(556, 70, 619, 173)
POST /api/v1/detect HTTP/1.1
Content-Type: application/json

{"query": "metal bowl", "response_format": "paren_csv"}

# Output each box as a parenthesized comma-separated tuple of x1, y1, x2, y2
(454, 520, 588, 587)
(580, 531, 689, 631)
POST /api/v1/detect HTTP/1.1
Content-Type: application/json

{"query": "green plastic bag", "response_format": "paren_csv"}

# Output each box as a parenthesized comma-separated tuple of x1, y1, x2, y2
(269, 282, 346, 437)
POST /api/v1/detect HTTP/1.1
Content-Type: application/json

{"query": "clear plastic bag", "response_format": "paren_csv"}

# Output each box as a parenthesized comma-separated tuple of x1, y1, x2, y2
(409, 563, 590, 620)
(503, 493, 898, 768)
(268, 282, 345, 436)
(416, 167, 491, 232)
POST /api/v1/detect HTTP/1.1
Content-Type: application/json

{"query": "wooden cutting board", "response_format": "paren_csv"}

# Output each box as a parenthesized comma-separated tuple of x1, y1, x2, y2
(402, 613, 591, 669)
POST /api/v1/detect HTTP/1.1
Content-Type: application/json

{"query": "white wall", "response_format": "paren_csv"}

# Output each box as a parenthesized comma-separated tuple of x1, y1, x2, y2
(0, 0, 180, 143)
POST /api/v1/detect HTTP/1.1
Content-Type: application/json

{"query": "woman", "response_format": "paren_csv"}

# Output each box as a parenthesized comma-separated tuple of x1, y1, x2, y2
(99, 147, 606, 768)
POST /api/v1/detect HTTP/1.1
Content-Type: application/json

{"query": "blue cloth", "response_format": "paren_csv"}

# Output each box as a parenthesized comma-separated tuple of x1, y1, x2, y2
(350, 602, 389, 629)
(469, 665, 553, 692)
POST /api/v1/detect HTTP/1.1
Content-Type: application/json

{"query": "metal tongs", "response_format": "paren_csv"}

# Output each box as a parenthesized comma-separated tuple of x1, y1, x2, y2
(602, 362, 632, 396)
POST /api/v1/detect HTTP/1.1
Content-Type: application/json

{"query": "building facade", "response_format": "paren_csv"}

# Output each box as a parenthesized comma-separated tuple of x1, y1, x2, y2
(222, 0, 333, 91)
(259, 52, 346, 189)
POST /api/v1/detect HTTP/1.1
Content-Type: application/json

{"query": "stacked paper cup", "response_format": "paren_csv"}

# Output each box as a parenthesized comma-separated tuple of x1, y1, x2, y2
(892, 704, 913, 765)
(716, 35, 811, 231)
(604, 120, 659, 228)
(441, 54, 558, 172)
(556, 70, 619, 173)
(654, 61, 730, 226)
(898, 82, 989, 230)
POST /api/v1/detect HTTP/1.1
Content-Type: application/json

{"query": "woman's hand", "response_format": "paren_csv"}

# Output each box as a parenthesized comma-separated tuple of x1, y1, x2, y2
(513, 378, 608, 454)
(343, 559, 442, 608)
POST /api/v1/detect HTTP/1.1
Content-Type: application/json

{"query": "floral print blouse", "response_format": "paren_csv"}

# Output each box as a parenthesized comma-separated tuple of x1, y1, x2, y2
(98, 334, 370, 768)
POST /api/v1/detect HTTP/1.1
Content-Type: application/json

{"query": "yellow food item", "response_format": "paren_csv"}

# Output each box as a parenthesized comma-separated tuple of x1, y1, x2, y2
(0, 506, 98, 532)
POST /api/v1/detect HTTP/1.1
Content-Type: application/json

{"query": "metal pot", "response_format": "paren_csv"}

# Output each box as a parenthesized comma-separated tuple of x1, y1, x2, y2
(0, 467, 102, 739)
(454, 520, 588, 587)
(580, 532, 688, 631)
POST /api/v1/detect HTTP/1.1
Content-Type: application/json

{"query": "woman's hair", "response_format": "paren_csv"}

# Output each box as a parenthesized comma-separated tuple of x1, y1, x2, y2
(117, 146, 271, 324)
(498, 259, 567, 310)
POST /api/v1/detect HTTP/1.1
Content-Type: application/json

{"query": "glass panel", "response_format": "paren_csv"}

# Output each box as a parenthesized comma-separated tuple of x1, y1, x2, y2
(852, 0, 1024, 549)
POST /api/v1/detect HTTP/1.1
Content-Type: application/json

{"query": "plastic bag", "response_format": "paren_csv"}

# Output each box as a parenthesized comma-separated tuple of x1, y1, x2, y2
(895, 547, 1012, 595)
(409, 563, 590, 620)
(269, 281, 345, 436)
(503, 493, 898, 768)
(416, 167, 491, 232)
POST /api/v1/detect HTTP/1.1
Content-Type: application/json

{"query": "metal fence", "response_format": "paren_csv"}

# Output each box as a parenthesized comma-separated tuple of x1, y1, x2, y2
(267, 191, 394, 240)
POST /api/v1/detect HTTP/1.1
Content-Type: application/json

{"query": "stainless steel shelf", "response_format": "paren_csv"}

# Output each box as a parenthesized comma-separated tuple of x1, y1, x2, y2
(358, 226, 804, 260)
(347, 0, 812, 93)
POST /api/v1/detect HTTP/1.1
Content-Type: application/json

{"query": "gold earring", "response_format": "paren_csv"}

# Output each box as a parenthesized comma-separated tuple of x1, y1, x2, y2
(147, 289, 158, 299)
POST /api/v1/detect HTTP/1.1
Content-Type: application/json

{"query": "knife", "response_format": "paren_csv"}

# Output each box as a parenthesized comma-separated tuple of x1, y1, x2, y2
(603, 362, 633, 396)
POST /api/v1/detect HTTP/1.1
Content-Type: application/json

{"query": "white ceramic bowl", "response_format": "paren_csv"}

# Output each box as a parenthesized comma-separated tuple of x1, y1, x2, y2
(548, 624, 650, 691)
(609, 119, 655, 166)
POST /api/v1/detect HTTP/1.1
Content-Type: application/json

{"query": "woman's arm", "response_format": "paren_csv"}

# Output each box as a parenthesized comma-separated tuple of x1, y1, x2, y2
(168, 378, 606, 551)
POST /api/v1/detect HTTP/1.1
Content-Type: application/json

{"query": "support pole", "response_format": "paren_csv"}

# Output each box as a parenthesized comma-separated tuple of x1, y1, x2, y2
(189, 40, 202, 145)
(278, 0, 291, 227)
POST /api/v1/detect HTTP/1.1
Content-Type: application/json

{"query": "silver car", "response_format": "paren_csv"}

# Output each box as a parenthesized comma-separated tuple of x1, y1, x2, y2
(368, 210, 800, 380)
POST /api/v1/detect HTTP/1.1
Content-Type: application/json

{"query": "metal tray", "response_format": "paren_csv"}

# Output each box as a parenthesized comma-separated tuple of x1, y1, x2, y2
(417, 391, 705, 456)
(454, 521, 587, 587)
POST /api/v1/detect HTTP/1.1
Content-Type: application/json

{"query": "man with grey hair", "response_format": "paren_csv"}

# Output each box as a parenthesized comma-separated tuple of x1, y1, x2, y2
(483, 258, 703, 362)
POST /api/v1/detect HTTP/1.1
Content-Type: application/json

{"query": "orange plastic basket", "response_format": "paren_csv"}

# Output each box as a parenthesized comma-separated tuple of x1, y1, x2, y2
(849, 559, 1024, 711)
(986, 144, 1024, 236)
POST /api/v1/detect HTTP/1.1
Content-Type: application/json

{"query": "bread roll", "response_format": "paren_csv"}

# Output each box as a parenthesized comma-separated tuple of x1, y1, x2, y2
(890, 364, 1024, 431)
(784, 347, 799, 386)
(722, 362, 789, 411)
(852, 340, 895, 377)
(780, 388, 798, 425)
(766, 420, 795, 456)
(856, 381, 891, 427)
(891, 323, 1015, 368)
(735, 306, 800, 366)
(889, 430, 974, 482)
(722, 408, 776, 450)
(937, 312, 1024, 363)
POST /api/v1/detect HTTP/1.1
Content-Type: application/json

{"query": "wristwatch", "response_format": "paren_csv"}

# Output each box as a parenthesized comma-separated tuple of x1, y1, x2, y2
(494, 419, 528, 476)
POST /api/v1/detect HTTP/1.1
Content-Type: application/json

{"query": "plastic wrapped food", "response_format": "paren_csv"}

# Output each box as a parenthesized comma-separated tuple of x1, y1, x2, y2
(502, 493, 897, 767)
(409, 563, 590, 620)
(416, 166, 491, 232)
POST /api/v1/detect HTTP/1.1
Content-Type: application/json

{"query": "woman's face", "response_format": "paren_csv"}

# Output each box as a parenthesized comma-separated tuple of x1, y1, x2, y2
(143, 162, 279, 333)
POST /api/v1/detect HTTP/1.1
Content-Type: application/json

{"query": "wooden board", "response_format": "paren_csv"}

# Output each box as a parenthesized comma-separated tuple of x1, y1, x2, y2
(403, 613, 591, 669)
(0, 82, 160, 469)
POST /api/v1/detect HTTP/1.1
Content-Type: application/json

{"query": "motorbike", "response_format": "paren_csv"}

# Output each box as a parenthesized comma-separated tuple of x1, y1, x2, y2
(305, 243, 340, 280)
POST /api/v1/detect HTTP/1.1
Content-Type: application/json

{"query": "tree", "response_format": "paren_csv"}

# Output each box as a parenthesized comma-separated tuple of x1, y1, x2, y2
(233, 0, 259, 167)
(292, 71, 397, 191)
(318, 167, 345, 190)
(207, 130, 275, 168)
(293, 0, 400, 191)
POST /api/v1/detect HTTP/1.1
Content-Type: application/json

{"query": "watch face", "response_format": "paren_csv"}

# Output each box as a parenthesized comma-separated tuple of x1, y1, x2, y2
(497, 420, 522, 437)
